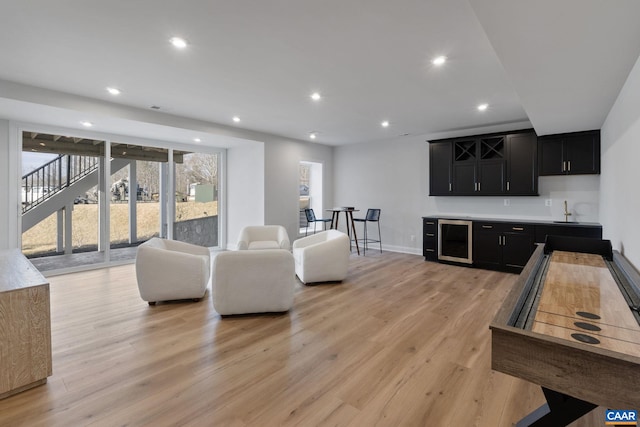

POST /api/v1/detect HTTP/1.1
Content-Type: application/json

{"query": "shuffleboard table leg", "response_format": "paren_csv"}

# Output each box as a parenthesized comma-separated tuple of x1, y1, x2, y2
(516, 387, 597, 427)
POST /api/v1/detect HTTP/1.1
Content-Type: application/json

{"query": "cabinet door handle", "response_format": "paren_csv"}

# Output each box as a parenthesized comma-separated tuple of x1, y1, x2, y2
(426, 233, 435, 237)
(426, 249, 435, 252)
(567, 160, 571, 172)
(507, 181, 510, 191)
(562, 161, 566, 172)
(498, 236, 502, 246)
(502, 236, 506, 245)
(449, 183, 452, 192)
(482, 225, 493, 229)
(478, 182, 481, 191)
(426, 221, 435, 225)
(512, 227, 524, 231)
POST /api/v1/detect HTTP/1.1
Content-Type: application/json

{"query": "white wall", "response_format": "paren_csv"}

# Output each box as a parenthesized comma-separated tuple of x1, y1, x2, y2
(0, 119, 10, 250)
(264, 138, 333, 242)
(226, 137, 334, 247)
(601, 54, 640, 268)
(226, 143, 265, 249)
(334, 135, 600, 254)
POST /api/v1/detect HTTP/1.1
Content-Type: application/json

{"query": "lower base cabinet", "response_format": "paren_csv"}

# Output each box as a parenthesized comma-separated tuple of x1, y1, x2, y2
(422, 216, 603, 273)
(422, 217, 438, 261)
(473, 222, 535, 273)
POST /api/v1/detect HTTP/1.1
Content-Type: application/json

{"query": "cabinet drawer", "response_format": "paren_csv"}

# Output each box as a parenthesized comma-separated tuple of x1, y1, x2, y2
(474, 222, 498, 231)
(423, 219, 437, 233)
(475, 222, 533, 234)
(503, 224, 534, 235)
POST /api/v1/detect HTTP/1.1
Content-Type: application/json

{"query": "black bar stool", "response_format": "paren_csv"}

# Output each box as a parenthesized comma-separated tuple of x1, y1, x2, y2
(304, 208, 332, 236)
(353, 208, 381, 255)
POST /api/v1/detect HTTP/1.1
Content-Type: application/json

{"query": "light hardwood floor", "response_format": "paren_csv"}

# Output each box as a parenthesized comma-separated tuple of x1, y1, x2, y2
(0, 252, 606, 426)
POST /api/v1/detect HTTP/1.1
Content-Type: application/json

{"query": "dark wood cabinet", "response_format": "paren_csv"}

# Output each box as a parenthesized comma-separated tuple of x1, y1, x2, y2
(422, 217, 438, 261)
(429, 129, 537, 196)
(535, 223, 602, 243)
(473, 223, 503, 269)
(423, 216, 603, 273)
(538, 130, 600, 175)
(452, 136, 506, 195)
(506, 132, 538, 194)
(429, 142, 452, 195)
(473, 222, 535, 272)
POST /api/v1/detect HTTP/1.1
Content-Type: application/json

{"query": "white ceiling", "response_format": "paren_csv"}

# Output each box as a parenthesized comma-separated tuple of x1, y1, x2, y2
(1, 0, 639, 146)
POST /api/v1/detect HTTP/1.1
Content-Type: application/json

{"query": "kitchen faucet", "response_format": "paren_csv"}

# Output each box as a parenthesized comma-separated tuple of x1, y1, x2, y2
(563, 200, 572, 222)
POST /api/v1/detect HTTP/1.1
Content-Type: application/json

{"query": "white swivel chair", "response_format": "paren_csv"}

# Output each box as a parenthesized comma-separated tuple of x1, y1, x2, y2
(292, 230, 350, 284)
(135, 238, 211, 305)
(237, 225, 290, 250)
(212, 249, 295, 315)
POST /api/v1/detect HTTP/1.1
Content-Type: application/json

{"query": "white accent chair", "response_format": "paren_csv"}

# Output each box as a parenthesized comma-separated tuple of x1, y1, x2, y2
(212, 249, 295, 315)
(292, 230, 350, 284)
(237, 225, 290, 250)
(135, 238, 211, 305)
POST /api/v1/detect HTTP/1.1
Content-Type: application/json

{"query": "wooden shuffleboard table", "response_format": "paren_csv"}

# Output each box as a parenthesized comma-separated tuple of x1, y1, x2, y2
(491, 236, 640, 426)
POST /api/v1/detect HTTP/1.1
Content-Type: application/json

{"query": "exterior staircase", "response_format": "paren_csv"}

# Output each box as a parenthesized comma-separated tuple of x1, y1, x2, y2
(22, 154, 129, 233)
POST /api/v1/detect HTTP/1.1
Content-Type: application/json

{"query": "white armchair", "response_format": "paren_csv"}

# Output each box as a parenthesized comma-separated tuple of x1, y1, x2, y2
(292, 230, 350, 284)
(135, 238, 211, 305)
(237, 225, 290, 250)
(212, 249, 295, 315)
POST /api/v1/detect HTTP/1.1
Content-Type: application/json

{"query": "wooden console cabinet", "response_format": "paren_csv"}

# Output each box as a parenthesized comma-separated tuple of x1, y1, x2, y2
(0, 249, 52, 399)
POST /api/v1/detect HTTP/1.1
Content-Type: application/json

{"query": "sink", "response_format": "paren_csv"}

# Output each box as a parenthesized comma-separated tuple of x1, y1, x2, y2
(553, 221, 579, 224)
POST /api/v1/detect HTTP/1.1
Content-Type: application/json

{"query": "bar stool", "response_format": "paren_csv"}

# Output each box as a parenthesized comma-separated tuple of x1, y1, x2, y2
(304, 208, 332, 236)
(353, 208, 382, 255)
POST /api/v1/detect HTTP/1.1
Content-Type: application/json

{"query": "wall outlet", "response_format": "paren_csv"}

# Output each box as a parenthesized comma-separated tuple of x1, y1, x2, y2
(545, 199, 552, 207)
(503, 199, 510, 206)
(410, 235, 415, 242)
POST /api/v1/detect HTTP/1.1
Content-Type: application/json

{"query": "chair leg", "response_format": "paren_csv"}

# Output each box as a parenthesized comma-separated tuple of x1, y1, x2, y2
(378, 221, 382, 253)
(363, 222, 368, 255)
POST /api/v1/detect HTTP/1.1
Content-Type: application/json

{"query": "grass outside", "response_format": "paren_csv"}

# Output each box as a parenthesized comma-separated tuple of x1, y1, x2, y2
(22, 201, 218, 256)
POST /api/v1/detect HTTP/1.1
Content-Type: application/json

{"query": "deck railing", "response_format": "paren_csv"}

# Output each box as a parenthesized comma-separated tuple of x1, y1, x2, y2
(22, 154, 98, 213)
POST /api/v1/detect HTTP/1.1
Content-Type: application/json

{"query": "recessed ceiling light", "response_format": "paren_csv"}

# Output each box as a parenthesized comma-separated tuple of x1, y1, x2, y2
(310, 92, 321, 101)
(169, 37, 188, 49)
(477, 103, 489, 111)
(193, 138, 201, 143)
(309, 132, 318, 140)
(81, 121, 93, 127)
(432, 56, 447, 66)
(106, 87, 121, 96)
(381, 120, 390, 128)
(39, 142, 46, 146)
(232, 116, 241, 123)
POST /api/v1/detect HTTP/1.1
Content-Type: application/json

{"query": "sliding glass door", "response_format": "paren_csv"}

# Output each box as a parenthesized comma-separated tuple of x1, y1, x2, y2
(173, 151, 219, 247)
(20, 129, 223, 273)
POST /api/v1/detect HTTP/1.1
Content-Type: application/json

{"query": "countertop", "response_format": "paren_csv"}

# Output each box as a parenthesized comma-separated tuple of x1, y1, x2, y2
(0, 249, 48, 293)
(422, 215, 602, 228)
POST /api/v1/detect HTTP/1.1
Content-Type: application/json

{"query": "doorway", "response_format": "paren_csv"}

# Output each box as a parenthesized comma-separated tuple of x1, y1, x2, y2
(299, 161, 324, 235)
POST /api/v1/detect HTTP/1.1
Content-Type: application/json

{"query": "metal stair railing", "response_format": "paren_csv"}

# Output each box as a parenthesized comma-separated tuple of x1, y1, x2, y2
(21, 154, 99, 214)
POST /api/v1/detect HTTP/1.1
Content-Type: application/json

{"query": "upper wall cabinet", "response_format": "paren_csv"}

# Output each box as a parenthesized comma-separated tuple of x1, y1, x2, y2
(538, 130, 600, 175)
(429, 141, 453, 195)
(429, 129, 538, 196)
